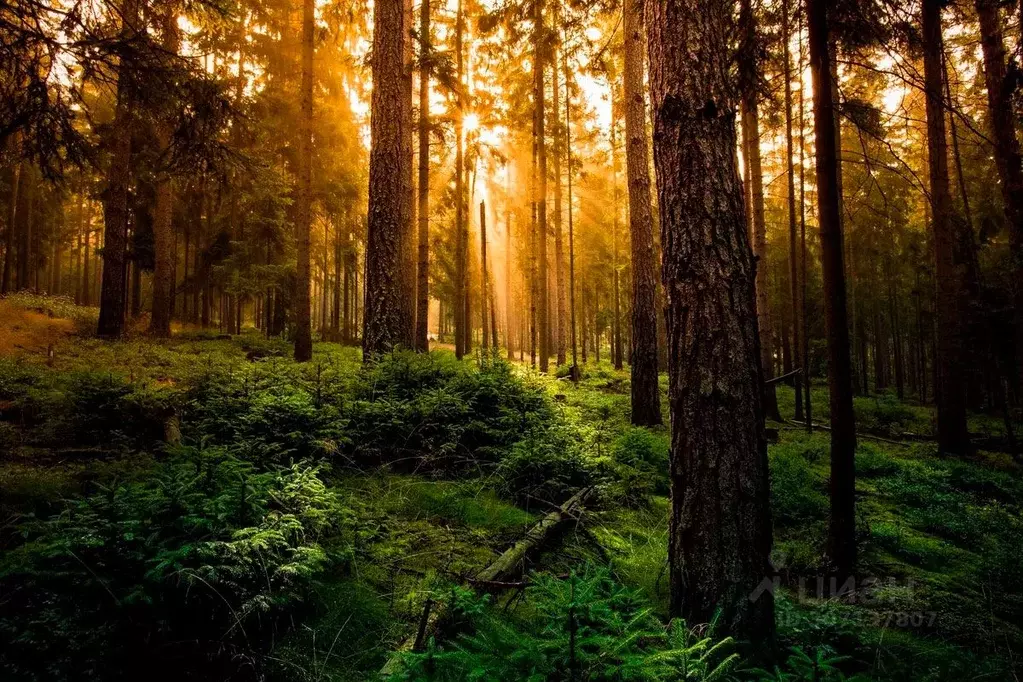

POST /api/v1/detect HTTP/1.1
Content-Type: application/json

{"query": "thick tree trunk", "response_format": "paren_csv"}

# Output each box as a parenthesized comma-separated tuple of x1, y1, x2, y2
(415, 0, 431, 351)
(923, 0, 970, 454)
(363, 0, 415, 357)
(645, 0, 773, 640)
(623, 0, 661, 425)
(97, 0, 138, 338)
(150, 8, 180, 338)
(975, 0, 1023, 401)
(807, 0, 857, 576)
(534, 0, 550, 372)
(293, 0, 314, 361)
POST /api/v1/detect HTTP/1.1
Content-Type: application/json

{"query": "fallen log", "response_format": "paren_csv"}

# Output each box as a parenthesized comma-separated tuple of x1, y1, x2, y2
(378, 486, 596, 678)
(765, 367, 802, 386)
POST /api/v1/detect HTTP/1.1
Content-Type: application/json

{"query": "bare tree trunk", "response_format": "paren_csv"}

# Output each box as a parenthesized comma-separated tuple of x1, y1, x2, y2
(740, 0, 780, 422)
(2, 157, 21, 294)
(623, 0, 660, 424)
(97, 0, 138, 338)
(610, 117, 624, 371)
(646, 0, 773, 640)
(150, 7, 180, 337)
(566, 51, 579, 381)
(808, 0, 857, 577)
(364, 0, 416, 357)
(415, 0, 431, 351)
(293, 0, 314, 360)
(480, 200, 490, 353)
(454, 0, 467, 359)
(783, 0, 804, 421)
(975, 0, 1023, 401)
(923, 0, 971, 453)
(534, 0, 550, 372)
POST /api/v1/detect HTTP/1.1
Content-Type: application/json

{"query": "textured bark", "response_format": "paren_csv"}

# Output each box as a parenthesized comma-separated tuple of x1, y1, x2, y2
(293, 0, 314, 361)
(924, 0, 970, 453)
(97, 0, 138, 338)
(807, 0, 857, 576)
(623, 0, 661, 425)
(480, 200, 490, 353)
(782, 0, 803, 421)
(150, 9, 180, 338)
(566, 55, 579, 380)
(553, 44, 566, 367)
(454, 0, 467, 359)
(415, 0, 431, 351)
(534, 0, 550, 372)
(975, 0, 1023, 401)
(1, 158, 20, 294)
(363, 0, 416, 357)
(798, 19, 811, 430)
(645, 0, 773, 640)
(740, 0, 780, 423)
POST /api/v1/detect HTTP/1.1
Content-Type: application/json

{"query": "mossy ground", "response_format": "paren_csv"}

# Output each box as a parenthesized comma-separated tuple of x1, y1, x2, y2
(0, 295, 1020, 680)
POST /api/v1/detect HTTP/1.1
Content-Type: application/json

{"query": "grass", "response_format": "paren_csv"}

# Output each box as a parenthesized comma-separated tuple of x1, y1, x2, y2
(2, 297, 1023, 680)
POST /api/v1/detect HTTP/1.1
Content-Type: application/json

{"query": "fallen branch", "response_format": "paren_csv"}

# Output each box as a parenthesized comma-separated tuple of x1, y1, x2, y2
(785, 420, 906, 446)
(378, 486, 596, 678)
(765, 367, 802, 386)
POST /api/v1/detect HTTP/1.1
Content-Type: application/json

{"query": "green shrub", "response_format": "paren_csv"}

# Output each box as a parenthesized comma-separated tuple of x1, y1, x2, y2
(392, 569, 739, 681)
(0, 446, 351, 681)
(497, 422, 597, 505)
(770, 448, 828, 528)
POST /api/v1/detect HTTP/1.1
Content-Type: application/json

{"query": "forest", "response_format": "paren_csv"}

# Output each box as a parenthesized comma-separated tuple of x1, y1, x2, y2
(1, 0, 1022, 678)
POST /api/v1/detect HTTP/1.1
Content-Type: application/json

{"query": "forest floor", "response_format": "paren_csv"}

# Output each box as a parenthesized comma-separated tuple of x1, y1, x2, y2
(0, 294, 1021, 681)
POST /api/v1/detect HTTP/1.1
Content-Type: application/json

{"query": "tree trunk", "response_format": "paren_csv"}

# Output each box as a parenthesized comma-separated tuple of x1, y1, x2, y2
(740, 0, 780, 422)
(2, 159, 21, 294)
(975, 0, 1023, 402)
(566, 53, 579, 380)
(97, 0, 138, 338)
(923, 0, 971, 454)
(553, 44, 567, 367)
(783, 0, 804, 421)
(480, 200, 490, 353)
(454, 0, 467, 359)
(150, 8, 179, 338)
(415, 0, 431, 351)
(534, 0, 550, 372)
(646, 0, 773, 640)
(610, 117, 624, 372)
(623, 0, 661, 424)
(293, 0, 314, 361)
(807, 0, 857, 576)
(364, 0, 416, 357)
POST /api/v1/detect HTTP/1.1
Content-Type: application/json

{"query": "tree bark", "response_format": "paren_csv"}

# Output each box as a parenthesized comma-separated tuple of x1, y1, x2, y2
(454, 0, 467, 359)
(623, 0, 661, 425)
(2, 157, 20, 294)
(534, 0, 550, 372)
(480, 200, 490, 353)
(923, 0, 970, 453)
(415, 0, 431, 351)
(97, 0, 138, 338)
(150, 8, 180, 338)
(645, 0, 773, 640)
(975, 0, 1023, 402)
(293, 0, 315, 361)
(807, 0, 857, 576)
(740, 0, 780, 422)
(553, 43, 567, 367)
(783, 0, 804, 421)
(363, 0, 416, 357)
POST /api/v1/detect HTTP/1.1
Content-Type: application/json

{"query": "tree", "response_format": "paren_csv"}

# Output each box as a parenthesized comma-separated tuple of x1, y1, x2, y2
(623, 0, 660, 425)
(974, 0, 1023, 401)
(739, 0, 780, 422)
(534, 0, 550, 373)
(293, 0, 315, 361)
(782, 0, 804, 421)
(364, 0, 416, 357)
(97, 0, 140, 338)
(807, 0, 856, 577)
(415, 0, 431, 351)
(149, 6, 179, 338)
(645, 0, 774, 640)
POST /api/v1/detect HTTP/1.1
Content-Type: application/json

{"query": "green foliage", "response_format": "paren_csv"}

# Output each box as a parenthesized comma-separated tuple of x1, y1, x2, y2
(769, 444, 829, 528)
(852, 394, 919, 437)
(751, 647, 868, 682)
(393, 569, 738, 681)
(0, 446, 352, 681)
(2, 292, 98, 334)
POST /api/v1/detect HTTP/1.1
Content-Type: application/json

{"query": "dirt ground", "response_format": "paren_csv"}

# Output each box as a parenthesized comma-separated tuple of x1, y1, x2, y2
(0, 300, 74, 357)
